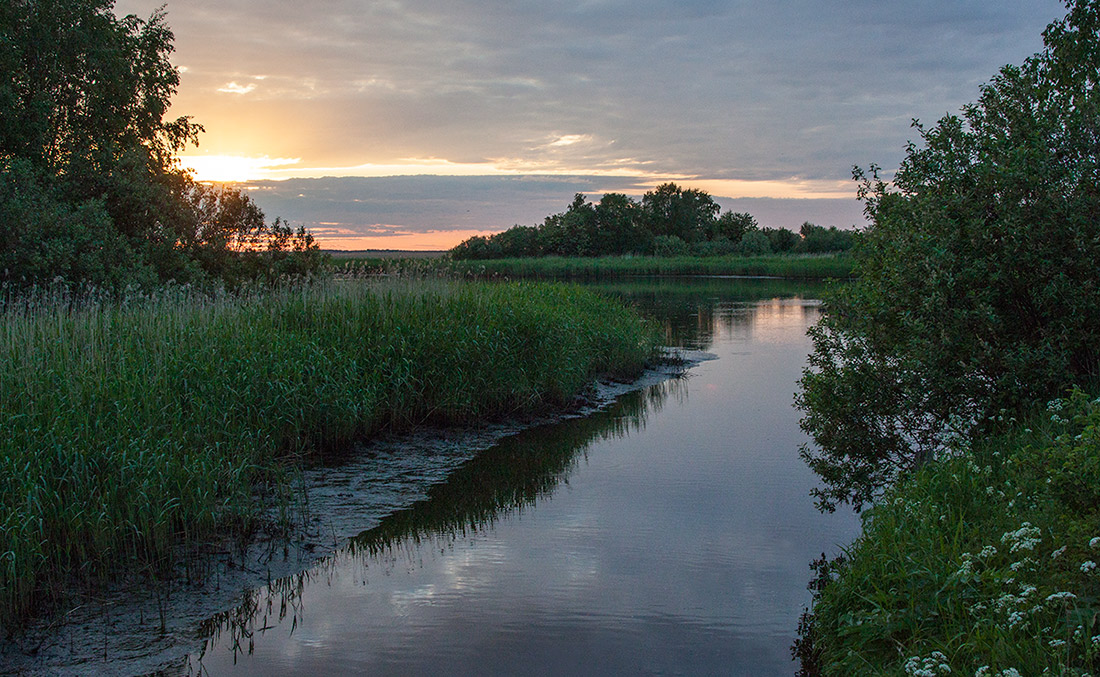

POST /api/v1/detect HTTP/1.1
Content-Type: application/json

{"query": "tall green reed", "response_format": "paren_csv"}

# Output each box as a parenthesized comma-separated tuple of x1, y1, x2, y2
(0, 279, 659, 626)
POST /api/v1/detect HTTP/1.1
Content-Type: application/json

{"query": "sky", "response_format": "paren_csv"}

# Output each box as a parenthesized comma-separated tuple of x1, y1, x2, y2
(115, 0, 1063, 249)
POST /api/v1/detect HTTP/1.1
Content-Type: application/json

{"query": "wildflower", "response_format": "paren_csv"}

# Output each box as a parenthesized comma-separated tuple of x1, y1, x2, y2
(1045, 591, 1077, 604)
(1000, 524, 1041, 553)
(1049, 639, 1066, 648)
(979, 546, 997, 558)
(904, 651, 952, 676)
(1051, 545, 1067, 560)
(1090, 537, 1100, 549)
(1081, 560, 1096, 573)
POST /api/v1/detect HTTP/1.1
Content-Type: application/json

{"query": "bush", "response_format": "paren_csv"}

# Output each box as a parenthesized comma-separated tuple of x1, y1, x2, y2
(738, 230, 772, 255)
(798, 0, 1100, 510)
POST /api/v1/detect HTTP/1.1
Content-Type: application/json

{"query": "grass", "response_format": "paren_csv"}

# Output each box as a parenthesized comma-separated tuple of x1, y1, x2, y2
(332, 252, 856, 281)
(803, 390, 1100, 676)
(0, 279, 660, 628)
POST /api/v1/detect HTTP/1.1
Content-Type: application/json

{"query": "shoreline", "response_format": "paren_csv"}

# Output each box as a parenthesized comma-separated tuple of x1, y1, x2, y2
(0, 350, 713, 676)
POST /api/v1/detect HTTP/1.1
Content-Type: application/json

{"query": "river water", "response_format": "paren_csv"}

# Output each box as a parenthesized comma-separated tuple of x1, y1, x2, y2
(180, 277, 860, 676)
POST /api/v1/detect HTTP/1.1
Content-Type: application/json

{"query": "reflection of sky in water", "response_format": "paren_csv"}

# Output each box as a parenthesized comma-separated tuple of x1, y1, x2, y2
(189, 280, 859, 676)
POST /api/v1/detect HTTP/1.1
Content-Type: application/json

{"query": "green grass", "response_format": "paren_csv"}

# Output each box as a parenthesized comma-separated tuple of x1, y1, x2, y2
(804, 390, 1100, 676)
(0, 279, 660, 627)
(332, 253, 856, 281)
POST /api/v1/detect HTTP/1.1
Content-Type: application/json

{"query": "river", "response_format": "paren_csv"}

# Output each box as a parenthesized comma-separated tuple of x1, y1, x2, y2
(180, 277, 859, 676)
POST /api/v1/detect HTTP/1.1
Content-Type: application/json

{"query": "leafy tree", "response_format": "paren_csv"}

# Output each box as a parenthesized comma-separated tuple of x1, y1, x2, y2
(796, 223, 858, 253)
(594, 192, 643, 255)
(738, 230, 772, 255)
(761, 226, 799, 252)
(711, 211, 757, 243)
(641, 183, 720, 243)
(797, 0, 1100, 511)
(0, 0, 323, 288)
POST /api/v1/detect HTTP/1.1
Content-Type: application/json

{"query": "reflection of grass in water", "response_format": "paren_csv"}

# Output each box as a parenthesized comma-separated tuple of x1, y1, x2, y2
(195, 377, 681, 661)
(0, 279, 659, 627)
(351, 379, 681, 556)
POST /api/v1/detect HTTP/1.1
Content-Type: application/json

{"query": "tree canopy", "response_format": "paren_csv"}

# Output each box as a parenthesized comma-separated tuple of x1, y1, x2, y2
(0, 0, 323, 289)
(797, 0, 1100, 511)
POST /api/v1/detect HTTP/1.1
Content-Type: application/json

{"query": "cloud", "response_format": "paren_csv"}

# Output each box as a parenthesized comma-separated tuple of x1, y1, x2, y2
(113, 0, 1062, 245)
(547, 134, 594, 148)
(115, 0, 1063, 186)
(216, 81, 257, 95)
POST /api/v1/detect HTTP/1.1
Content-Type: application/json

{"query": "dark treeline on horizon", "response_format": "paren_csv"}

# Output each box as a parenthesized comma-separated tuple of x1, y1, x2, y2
(451, 183, 859, 260)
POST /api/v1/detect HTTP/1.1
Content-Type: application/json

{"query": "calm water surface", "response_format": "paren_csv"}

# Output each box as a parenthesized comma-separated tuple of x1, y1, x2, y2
(185, 278, 859, 676)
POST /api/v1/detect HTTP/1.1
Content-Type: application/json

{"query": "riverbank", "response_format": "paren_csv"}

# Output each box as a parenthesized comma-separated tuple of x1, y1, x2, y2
(801, 390, 1100, 675)
(333, 252, 856, 281)
(0, 279, 660, 628)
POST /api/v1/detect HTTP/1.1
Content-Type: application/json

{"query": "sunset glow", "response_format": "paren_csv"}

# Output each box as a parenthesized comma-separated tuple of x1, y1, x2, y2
(178, 154, 301, 183)
(124, 0, 1056, 249)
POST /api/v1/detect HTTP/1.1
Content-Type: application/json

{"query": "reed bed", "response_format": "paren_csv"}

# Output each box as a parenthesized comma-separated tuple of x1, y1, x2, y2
(0, 279, 659, 626)
(335, 253, 855, 281)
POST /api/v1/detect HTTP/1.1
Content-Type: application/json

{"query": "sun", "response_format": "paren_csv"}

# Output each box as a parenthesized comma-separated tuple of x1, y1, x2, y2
(176, 154, 301, 183)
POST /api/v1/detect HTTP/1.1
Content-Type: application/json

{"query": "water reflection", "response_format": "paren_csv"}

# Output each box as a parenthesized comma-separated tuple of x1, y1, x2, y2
(184, 278, 858, 676)
(192, 379, 682, 667)
(590, 277, 829, 349)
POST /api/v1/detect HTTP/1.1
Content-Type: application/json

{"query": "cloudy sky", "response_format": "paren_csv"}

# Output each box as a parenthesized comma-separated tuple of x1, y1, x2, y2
(116, 0, 1062, 249)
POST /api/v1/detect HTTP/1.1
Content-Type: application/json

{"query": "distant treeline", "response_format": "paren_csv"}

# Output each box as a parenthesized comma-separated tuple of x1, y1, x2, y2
(451, 183, 858, 260)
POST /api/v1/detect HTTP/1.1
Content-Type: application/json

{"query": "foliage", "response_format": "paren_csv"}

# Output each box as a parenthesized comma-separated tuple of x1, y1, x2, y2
(345, 252, 857, 281)
(798, 0, 1100, 510)
(803, 391, 1100, 676)
(0, 279, 660, 626)
(762, 226, 799, 252)
(738, 230, 772, 255)
(451, 183, 858, 260)
(652, 234, 691, 257)
(0, 0, 323, 288)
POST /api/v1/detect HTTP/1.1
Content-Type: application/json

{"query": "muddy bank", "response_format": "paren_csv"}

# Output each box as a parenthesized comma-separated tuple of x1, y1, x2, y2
(0, 351, 710, 676)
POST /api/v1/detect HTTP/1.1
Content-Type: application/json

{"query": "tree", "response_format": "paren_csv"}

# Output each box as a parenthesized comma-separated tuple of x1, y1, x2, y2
(711, 211, 756, 243)
(594, 192, 643, 255)
(797, 0, 1100, 511)
(796, 223, 858, 253)
(0, 1, 323, 288)
(641, 183, 720, 243)
(762, 226, 799, 252)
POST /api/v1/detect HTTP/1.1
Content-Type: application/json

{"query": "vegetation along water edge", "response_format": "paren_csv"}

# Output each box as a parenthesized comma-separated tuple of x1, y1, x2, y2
(334, 252, 856, 281)
(0, 279, 661, 629)
(794, 1, 1100, 673)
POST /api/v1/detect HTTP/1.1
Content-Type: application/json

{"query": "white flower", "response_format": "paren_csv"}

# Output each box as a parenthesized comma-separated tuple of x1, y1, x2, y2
(979, 545, 997, 558)
(1001, 524, 1041, 553)
(1051, 545, 1067, 559)
(1045, 591, 1077, 604)
(1089, 537, 1100, 549)
(1081, 560, 1096, 573)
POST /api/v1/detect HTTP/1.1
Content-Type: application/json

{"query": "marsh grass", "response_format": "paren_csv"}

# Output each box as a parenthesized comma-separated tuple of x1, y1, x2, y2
(0, 279, 659, 627)
(804, 391, 1100, 675)
(335, 253, 856, 281)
